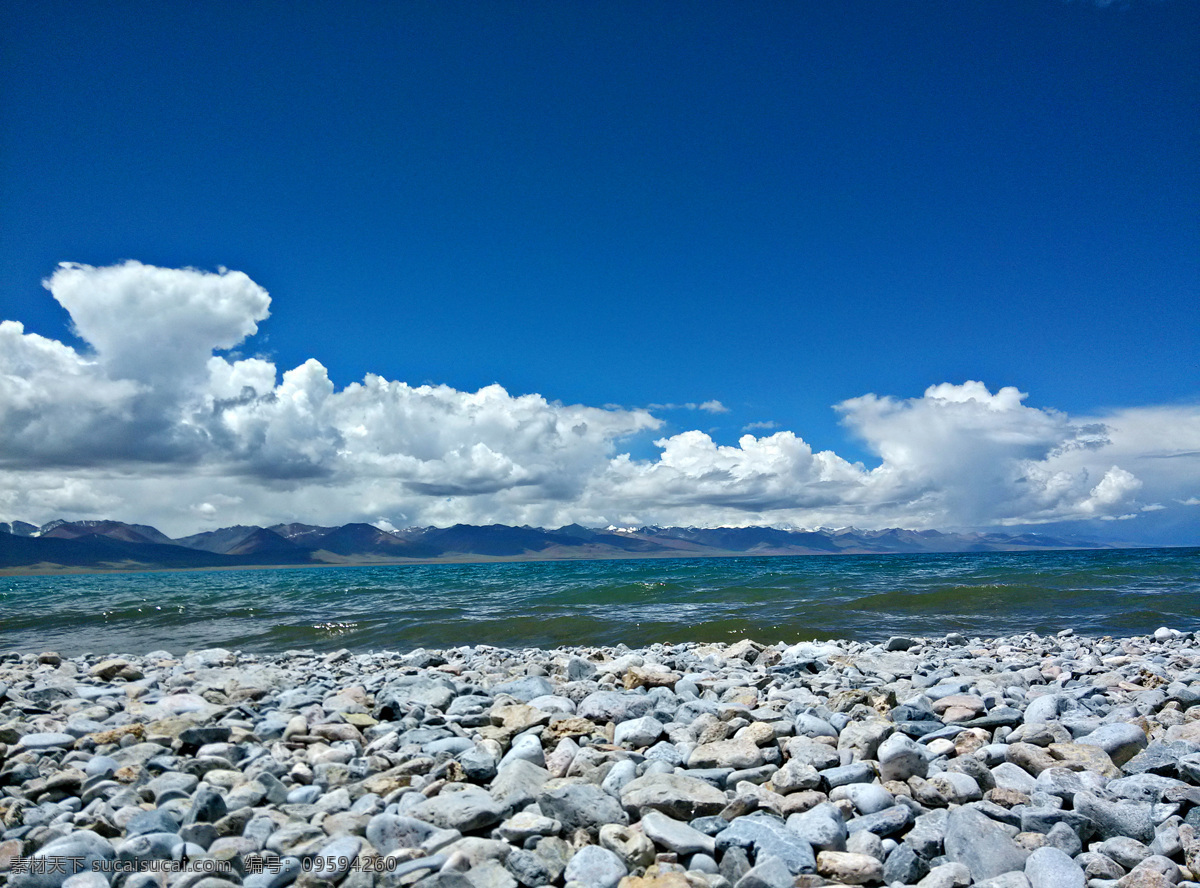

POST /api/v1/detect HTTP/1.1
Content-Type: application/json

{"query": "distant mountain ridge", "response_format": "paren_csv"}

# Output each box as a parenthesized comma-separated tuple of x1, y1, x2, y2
(0, 516, 1116, 573)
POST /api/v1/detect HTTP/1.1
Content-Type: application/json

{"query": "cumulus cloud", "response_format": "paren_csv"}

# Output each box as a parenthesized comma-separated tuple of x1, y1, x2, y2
(0, 321, 142, 465)
(1, 262, 1196, 537)
(831, 383, 1136, 527)
(0, 262, 661, 532)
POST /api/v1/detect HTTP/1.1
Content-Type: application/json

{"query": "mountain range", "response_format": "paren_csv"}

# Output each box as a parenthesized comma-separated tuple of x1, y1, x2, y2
(0, 518, 1113, 574)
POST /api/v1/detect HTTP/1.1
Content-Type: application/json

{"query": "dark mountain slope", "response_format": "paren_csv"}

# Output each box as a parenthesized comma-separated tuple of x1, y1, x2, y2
(0, 533, 237, 570)
(39, 520, 173, 546)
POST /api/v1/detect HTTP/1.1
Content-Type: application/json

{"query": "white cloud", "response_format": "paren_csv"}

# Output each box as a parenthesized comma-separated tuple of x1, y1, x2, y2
(1, 262, 1197, 538)
(829, 384, 1143, 528)
(48, 261, 270, 390)
(742, 420, 779, 432)
(592, 430, 865, 520)
(567, 387, 1149, 530)
(0, 320, 142, 465)
(646, 400, 729, 414)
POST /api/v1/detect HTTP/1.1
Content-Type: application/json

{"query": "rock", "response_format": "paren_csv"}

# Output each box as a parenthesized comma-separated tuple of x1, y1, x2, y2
(787, 803, 847, 852)
(846, 804, 914, 838)
(838, 783, 895, 815)
(688, 737, 766, 770)
(496, 811, 561, 843)
(460, 746, 499, 783)
(614, 715, 665, 748)
(1075, 791, 1155, 843)
(16, 732, 76, 750)
(126, 808, 181, 837)
(0, 839, 25, 871)
(10, 831, 116, 888)
(884, 843, 930, 884)
(562, 844, 626, 888)
(643, 740, 685, 768)
(620, 773, 729, 819)
(1098, 836, 1153, 870)
(1007, 743, 1058, 776)
(577, 690, 653, 723)
(1023, 693, 1068, 726)
(59, 875, 107, 888)
(366, 814, 460, 855)
(492, 675, 555, 702)
(1019, 806, 1091, 840)
(543, 716, 596, 744)
(770, 759, 821, 794)
(1046, 820, 1082, 857)
(640, 810, 715, 856)
(1124, 742, 1195, 778)
(877, 732, 929, 781)
(89, 658, 131, 679)
(1175, 754, 1200, 785)
(408, 786, 505, 832)
(1033, 767, 1092, 805)
(1078, 723, 1149, 767)
(599, 822, 656, 868)
(309, 835, 362, 881)
(988, 786, 1032, 809)
(1025, 845, 1085, 888)
(490, 758, 551, 813)
(601, 758, 638, 796)
(974, 874, 1032, 888)
(784, 737, 841, 771)
(822, 762, 875, 788)
(464, 859, 517, 888)
(917, 862, 973, 888)
(1047, 741, 1122, 777)
(732, 854, 796, 888)
(0, 630, 1195, 888)
(933, 694, 987, 722)
(378, 675, 456, 713)
(850, 816, 894, 851)
(943, 806, 1030, 881)
(838, 719, 893, 760)
(1078, 851, 1127, 880)
(538, 781, 628, 834)
(930, 771, 982, 804)
(566, 657, 597, 681)
(816, 850, 884, 885)
(993, 762, 1039, 794)
(1117, 861, 1179, 888)
(144, 770, 199, 801)
(497, 732, 545, 770)
(715, 812, 816, 875)
(615, 872, 693, 888)
(503, 848, 551, 885)
(178, 725, 232, 747)
(524, 836, 573, 884)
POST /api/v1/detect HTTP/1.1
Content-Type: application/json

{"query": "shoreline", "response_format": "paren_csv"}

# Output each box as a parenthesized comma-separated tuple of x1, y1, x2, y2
(2, 630, 1198, 888)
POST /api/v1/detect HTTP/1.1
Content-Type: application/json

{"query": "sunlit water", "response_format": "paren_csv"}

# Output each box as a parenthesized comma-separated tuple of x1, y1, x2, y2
(1, 548, 1196, 655)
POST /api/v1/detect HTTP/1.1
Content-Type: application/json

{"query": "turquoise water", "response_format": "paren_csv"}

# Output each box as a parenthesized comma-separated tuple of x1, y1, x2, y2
(0, 548, 1196, 655)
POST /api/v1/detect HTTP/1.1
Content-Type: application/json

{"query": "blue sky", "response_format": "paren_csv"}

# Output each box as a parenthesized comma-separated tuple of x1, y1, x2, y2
(1, 2, 1198, 542)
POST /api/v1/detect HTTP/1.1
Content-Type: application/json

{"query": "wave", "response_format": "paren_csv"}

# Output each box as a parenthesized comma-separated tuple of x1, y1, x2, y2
(1, 548, 1195, 655)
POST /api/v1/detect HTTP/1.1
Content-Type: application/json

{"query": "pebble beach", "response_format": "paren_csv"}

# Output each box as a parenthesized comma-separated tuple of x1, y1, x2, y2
(2, 629, 1199, 888)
